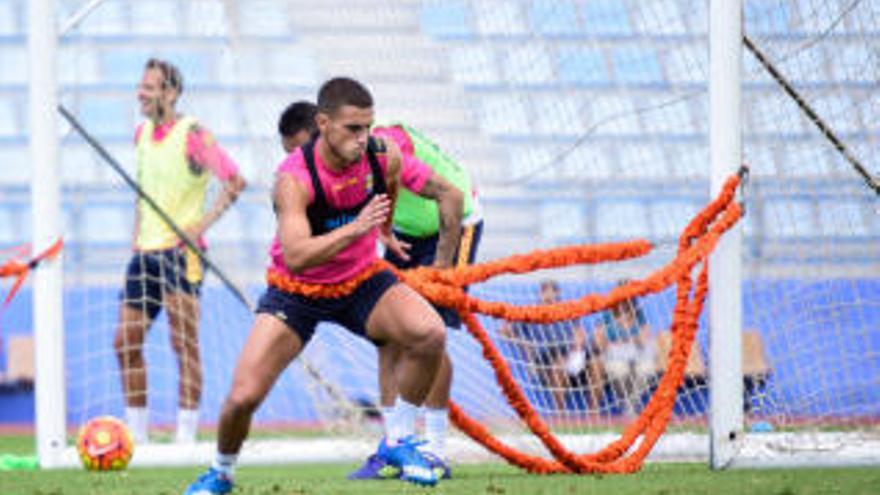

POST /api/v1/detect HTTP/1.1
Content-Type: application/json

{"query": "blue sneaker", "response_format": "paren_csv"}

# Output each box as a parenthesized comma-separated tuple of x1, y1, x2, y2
(378, 436, 438, 486)
(421, 450, 452, 480)
(347, 445, 401, 480)
(183, 468, 233, 495)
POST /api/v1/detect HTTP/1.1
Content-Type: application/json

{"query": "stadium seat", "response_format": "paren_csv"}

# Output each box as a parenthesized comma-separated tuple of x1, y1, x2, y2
(651, 200, 700, 240)
(612, 46, 664, 85)
(0, 206, 16, 245)
(473, 0, 527, 37)
(478, 95, 530, 136)
(75, 96, 133, 138)
(0, 96, 19, 137)
(745, 0, 790, 33)
(502, 45, 554, 86)
(763, 199, 816, 238)
(237, 0, 292, 37)
(183, 0, 228, 36)
(131, 2, 181, 35)
(556, 48, 608, 85)
(595, 201, 649, 239)
(817, 200, 868, 237)
(531, 94, 584, 137)
(540, 201, 585, 240)
(0, 46, 26, 85)
(581, 0, 632, 36)
(102, 49, 154, 84)
(75, 1, 127, 36)
(0, 1, 18, 35)
(0, 147, 29, 185)
(81, 204, 132, 245)
(529, 0, 580, 37)
(449, 46, 499, 86)
(420, 0, 472, 39)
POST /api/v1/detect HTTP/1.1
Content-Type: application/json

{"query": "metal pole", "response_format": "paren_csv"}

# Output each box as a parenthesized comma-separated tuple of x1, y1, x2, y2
(709, 0, 744, 470)
(29, 0, 67, 469)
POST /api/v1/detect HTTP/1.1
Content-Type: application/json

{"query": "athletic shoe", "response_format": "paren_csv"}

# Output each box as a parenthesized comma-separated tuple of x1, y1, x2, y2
(347, 440, 401, 480)
(378, 436, 438, 486)
(183, 468, 233, 495)
(421, 450, 452, 480)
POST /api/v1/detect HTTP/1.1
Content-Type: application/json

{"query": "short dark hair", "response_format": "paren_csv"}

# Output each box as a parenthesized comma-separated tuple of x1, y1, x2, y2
(278, 101, 317, 137)
(317, 77, 373, 115)
(145, 58, 183, 95)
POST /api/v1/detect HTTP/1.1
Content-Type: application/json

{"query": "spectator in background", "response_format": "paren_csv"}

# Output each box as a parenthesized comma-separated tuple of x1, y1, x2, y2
(593, 281, 655, 417)
(500, 280, 594, 412)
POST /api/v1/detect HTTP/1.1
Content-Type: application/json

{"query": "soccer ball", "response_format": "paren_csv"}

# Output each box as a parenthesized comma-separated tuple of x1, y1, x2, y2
(76, 416, 134, 471)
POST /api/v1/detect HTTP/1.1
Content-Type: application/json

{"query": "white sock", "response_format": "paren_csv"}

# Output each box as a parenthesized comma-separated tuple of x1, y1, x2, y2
(424, 407, 448, 459)
(125, 407, 148, 444)
(388, 397, 419, 444)
(211, 452, 238, 478)
(175, 408, 199, 444)
(381, 405, 396, 440)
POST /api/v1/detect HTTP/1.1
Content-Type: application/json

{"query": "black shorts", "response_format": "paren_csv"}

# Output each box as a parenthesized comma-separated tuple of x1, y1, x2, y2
(384, 220, 483, 328)
(122, 248, 202, 320)
(255, 269, 398, 346)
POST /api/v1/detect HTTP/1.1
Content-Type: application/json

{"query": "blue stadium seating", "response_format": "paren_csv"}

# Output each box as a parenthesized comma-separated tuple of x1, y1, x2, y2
(529, 0, 580, 37)
(420, 0, 472, 39)
(556, 47, 608, 85)
(580, 0, 632, 36)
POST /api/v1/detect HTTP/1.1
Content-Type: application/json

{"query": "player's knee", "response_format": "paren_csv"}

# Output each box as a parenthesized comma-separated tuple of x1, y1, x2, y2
(226, 383, 264, 415)
(411, 320, 446, 356)
(113, 332, 143, 360)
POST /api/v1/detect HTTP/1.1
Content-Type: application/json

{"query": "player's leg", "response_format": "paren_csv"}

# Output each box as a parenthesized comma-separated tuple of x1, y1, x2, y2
(164, 249, 204, 443)
(113, 253, 160, 443)
(184, 313, 304, 495)
(165, 289, 201, 442)
(365, 283, 446, 486)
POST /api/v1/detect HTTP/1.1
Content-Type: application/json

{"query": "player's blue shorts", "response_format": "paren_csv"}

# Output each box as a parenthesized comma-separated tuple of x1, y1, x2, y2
(384, 220, 483, 328)
(122, 248, 202, 320)
(256, 269, 398, 346)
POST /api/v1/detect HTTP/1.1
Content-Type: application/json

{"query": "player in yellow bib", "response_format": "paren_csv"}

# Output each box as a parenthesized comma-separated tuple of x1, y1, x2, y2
(278, 102, 482, 479)
(114, 59, 246, 444)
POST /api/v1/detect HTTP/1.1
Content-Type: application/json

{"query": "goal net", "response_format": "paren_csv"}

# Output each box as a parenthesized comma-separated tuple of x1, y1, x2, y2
(16, 0, 878, 469)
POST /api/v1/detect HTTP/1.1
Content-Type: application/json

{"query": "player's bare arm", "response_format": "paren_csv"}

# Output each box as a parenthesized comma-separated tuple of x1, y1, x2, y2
(273, 173, 390, 274)
(418, 172, 463, 268)
(378, 139, 411, 261)
(183, 124, 247, 243)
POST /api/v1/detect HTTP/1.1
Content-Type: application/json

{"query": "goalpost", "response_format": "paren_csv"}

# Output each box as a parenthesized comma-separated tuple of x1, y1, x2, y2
(23, 0, 878, 471)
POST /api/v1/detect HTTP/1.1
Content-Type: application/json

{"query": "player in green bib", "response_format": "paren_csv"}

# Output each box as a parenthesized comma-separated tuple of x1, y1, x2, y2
(278, 102, 483, 480)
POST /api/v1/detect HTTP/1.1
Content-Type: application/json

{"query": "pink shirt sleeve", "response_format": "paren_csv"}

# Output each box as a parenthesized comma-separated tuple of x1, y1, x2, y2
(372, 126, 431, 194)
(186, 127, 240, 181)
(399, 154, 432, 194)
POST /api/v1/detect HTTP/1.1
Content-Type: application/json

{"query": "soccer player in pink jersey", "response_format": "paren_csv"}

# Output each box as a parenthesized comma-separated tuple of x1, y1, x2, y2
(184, 78, 453, 494)
(278, 101, 476, 480)
(114, 58, 246, 445)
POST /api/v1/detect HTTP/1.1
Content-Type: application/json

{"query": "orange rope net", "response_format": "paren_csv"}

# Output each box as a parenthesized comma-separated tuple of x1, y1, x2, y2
(268, 172, 744, 474)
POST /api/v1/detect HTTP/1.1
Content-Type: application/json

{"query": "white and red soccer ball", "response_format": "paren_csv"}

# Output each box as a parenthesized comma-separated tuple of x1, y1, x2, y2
(76, 415, 134, 471)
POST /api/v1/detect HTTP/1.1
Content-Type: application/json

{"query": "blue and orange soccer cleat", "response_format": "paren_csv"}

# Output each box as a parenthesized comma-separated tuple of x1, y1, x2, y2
(347, 439, 401, 480)
(183, 467, 233, 495)
(420, 450, 452, 480)
(378, 436, 438, 486)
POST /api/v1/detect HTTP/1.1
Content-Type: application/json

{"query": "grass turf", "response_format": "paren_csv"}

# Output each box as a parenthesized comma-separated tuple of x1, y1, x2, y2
(1, 434, 878, 495)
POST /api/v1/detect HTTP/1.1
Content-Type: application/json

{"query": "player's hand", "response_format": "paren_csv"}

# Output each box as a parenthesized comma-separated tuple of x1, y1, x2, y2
(179, 224, 205, 249)
(380, 230, 411, 262)
(350, 194, 391, 237)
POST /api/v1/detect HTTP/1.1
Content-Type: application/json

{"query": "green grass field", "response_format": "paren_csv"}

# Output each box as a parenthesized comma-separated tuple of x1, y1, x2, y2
(1, 434, 878, 495)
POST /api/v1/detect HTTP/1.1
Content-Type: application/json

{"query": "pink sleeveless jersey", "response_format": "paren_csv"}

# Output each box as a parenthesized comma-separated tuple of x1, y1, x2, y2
(268, 138, 430, 284)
